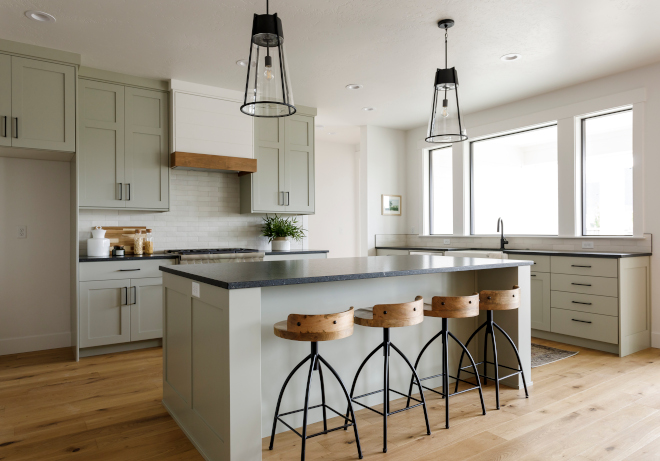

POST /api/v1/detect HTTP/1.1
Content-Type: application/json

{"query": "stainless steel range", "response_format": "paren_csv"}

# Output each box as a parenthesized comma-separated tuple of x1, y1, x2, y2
(166, 248, 260, 255)
(166, 248, 263, 264)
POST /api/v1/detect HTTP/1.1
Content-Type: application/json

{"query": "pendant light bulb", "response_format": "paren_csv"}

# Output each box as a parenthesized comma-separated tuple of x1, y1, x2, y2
(441, 99, 449, 118)
(264, 54, 275, 81)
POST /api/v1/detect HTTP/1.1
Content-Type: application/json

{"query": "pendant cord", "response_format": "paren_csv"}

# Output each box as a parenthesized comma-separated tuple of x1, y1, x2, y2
(267, 0, 269, 14)
(444, 28, 448, 69)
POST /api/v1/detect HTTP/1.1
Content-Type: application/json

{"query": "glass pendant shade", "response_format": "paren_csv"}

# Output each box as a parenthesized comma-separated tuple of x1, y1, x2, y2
(426, 67, 467, 143)
(240, 13, 296, 117)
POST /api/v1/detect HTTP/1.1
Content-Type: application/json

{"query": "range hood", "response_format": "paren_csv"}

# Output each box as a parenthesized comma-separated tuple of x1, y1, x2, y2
(170, 152, 257, 176)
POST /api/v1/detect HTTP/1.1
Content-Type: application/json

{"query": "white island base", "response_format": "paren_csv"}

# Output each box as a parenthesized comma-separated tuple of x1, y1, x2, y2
(161, 259, 531, 461)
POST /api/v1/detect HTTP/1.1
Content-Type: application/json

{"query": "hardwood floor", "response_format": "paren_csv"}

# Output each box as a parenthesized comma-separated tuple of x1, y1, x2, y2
(1, 339, 660, 460)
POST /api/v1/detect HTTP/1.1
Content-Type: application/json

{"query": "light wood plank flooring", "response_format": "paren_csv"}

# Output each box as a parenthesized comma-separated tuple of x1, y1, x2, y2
(1, 339, 660, 460)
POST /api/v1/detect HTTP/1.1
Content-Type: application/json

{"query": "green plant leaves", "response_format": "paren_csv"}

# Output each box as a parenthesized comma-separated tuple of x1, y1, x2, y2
(261, 215, 307, 242)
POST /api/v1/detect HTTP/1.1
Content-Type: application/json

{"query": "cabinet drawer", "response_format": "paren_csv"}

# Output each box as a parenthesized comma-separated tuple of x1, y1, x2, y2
(551, 273, 618, 297)
(508, 255, 550, 272)
(80, 259, 175, 281)
(551, 308, 618, 344)
(551, 256, 618, 278)
(551, 291, 618, 317)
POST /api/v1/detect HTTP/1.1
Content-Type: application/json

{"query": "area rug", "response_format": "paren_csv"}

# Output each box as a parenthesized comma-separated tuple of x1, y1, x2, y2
(531, 343, 579, 368)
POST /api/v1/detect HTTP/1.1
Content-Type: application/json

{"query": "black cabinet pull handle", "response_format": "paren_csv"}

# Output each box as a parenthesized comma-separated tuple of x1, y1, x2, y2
(127, 183, 131, 201)
(530, 274, 536, 277)
(12, 117, 18, 138)
(1, 116, 6, 137)
(572, 301, 593, 305)
(572, 318, 592, 324)
(118, 183, 123, 201)
(132, 286, 137, 305)
(571, 283, 592, 287)
(123, 287, 128, 305)
(571, 265, 592, 268)
(118, 269, 141, 271)
(286, 191, 290, 206)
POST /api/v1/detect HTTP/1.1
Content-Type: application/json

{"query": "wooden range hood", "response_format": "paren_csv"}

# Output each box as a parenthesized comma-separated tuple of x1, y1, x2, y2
(170, 152, 257, 176)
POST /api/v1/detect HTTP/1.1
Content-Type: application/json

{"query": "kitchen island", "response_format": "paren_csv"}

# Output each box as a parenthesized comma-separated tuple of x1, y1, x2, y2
(159, 255, 533, 460)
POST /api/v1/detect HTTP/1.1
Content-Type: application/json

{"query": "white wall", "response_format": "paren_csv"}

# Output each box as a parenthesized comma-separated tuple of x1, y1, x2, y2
(405, 61, 660, 347)
(0, 158, 71, 355)
(307, 141, 359, 258)
(360, 125, 408, 255)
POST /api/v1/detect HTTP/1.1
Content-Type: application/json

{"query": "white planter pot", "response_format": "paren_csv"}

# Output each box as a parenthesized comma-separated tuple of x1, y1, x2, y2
(271, 238, 290, 251)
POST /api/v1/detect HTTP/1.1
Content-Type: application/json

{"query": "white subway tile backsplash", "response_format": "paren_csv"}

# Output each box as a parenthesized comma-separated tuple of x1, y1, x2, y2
(79, 170, 304, 254)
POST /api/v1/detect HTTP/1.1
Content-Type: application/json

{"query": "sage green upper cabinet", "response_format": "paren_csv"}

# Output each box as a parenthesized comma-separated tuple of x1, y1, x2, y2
(79, 79, 125, 208)
(284, 115, 315, 213)
(78, 74, 169, 211)
(251, 117, 287, 212)
(240, 107, 316, 214)
(0, 54, 10, 147)
(10, 56, 75, 152)
(124, 87, 169, 210)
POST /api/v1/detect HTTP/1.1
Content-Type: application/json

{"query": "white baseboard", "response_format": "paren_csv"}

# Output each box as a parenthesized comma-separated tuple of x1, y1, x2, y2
(652, 332, 660, 349)
(0, 332, 71, 356)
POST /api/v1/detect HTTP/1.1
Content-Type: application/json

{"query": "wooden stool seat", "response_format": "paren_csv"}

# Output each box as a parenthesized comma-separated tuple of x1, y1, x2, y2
(479, 285, 521, 310)
(423, 293, 480, 318)
(353, 296, 424, 328)
(273, 307, 354, 342)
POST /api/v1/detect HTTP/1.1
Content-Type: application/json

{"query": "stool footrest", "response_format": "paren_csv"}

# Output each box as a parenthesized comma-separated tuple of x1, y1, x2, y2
(459, 360, 521, 373)
(350, 387, 424, 417)
(276, 403, 355, 440)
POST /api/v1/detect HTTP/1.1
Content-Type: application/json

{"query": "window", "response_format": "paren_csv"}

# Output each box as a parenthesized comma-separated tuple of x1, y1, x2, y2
(428, 147, 453, 234)
(582, 109, 633, 236)
(471, 125, 558, 235)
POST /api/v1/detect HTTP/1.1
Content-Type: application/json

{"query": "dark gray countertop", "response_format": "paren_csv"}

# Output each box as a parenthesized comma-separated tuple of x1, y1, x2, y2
(377, 247, 651, 259)
(159, 255, 533, 290)
(79, 249, 329, 262)
(79, 254, 179, 262)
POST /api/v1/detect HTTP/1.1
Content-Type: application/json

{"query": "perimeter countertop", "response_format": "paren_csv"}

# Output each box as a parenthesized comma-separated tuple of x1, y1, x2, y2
(159, 255, 533, 290)
(377, 247, 652, 259)
(79, 249, 329, 262)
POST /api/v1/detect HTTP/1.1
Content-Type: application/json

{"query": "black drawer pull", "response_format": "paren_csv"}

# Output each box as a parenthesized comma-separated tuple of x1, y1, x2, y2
(571, 265, 592, 268)
(572, 318, 592, 324)
(118, 269, 141, 272)
(571, 282, 592, 287)
(531, 274, 537, 277)
(572, 301, 593, 305)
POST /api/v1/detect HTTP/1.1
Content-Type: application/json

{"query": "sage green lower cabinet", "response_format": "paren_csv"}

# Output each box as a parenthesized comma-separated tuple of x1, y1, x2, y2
(79, 279, 131, 348)
(0, 54, 10, 147)
(130, 277, 165, 341)
(530, 272, 551, 332)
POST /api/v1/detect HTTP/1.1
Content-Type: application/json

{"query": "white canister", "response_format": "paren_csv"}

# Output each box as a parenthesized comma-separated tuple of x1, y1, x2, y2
(271, 237, 290, 251)
(87, 227, 111, 257)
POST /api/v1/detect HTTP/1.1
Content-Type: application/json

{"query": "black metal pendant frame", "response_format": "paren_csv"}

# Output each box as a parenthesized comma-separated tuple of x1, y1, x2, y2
(404, 317, 486, 429)
(240, 11, 296, 117)
(455, 310, 529, 409)
(344, 328, 431, 453)
(269, 342, 362, 460)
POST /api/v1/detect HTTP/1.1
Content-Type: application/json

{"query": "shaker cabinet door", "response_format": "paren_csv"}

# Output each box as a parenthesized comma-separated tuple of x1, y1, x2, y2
(284, 114, 314, 213)
(124, 87, 169, 210)
(130, 277, 164, 341)
(530, 272, 551, 332)
(0, 54, 11, 147)
(252, 117, 286, 212)
(10, 56, 75, 152)
(79, 279, 131, 348)
(78, 79, 126, 208)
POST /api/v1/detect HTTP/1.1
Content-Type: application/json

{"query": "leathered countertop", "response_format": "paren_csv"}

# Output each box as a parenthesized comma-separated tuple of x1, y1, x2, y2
(377, 247, 652, 258)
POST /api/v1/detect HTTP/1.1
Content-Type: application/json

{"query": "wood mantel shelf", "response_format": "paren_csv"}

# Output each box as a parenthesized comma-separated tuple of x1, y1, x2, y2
(170, 152, 257, 175)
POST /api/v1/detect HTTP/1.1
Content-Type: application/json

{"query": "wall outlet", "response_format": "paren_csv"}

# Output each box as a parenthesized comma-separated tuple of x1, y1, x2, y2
(192, 282, 200, 298)
(17, 226, 27, 239)
(443, 239, 451, 245)
(582, 241, 595, 249)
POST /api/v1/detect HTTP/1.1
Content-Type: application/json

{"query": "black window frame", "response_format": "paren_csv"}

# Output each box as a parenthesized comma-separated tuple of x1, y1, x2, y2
(581, 108, 633, 237)
(469, 123, 559, 236)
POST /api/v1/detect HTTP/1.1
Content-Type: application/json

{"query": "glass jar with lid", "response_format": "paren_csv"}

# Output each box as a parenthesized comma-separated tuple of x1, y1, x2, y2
(133, 230, 145, 255)
(144, 229, 154, 254)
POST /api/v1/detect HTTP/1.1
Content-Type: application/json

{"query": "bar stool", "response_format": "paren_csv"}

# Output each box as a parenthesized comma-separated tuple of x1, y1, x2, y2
(345, 296, 431, 453)
(404, 293, 486, 428)
(455, 286, 529, 409)
(269, 307, 363, 461)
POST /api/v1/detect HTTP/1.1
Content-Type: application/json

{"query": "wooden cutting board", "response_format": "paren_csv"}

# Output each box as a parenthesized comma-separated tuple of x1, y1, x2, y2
(100, 226, 147, 254)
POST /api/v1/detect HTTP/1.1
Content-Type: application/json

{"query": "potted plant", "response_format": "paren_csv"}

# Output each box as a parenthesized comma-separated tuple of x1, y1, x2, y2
(262, 215, 306, 251)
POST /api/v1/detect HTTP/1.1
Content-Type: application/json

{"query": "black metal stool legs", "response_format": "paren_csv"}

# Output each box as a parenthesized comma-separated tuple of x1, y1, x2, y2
(270, 342, 363, 461)
(455, 311, 529, 410)
(346, 328, 431, 453)
(406, 318, 485, 429)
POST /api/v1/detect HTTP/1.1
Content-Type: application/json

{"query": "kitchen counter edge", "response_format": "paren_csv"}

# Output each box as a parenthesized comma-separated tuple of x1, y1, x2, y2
(376, 247, 652, 258)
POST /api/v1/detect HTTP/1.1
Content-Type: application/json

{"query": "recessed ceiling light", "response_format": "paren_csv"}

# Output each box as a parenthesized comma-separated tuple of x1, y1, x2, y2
(345, 84, 363, 90)
(501, 53, 522, 62)
(25, 10, 56, 22)
(363, 107, 375, 111)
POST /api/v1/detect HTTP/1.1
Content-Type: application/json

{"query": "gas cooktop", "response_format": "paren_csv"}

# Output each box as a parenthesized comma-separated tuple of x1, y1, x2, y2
(166, 248, 259, 255)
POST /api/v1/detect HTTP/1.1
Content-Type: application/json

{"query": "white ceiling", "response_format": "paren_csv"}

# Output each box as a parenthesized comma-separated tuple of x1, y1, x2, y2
(2, 0, 660, 136)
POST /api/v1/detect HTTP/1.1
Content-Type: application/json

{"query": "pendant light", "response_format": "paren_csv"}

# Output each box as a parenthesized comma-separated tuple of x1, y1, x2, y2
(240, 0, 296, 117)
(426, 19, 467, 144)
